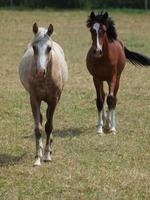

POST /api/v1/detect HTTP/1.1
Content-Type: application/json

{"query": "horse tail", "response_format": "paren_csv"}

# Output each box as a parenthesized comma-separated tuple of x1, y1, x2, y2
(124, 46, 150, 67)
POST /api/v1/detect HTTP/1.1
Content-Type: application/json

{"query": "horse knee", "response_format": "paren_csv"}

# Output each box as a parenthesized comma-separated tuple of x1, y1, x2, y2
(45, 122, 53, 135)
(45, 122, 53, 146)
(96, 98, 104, 111)
(40, 113, 43, 124)
(34, 126, 42, 139)
(107, 95, 115, 110)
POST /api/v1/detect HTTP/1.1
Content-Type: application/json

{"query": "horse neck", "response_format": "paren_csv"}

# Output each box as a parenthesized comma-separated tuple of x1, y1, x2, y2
(102, 34, 110, 57)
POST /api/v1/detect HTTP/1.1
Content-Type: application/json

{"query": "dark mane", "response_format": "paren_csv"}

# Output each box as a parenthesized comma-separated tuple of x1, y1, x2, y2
(87, 12, 118, 41)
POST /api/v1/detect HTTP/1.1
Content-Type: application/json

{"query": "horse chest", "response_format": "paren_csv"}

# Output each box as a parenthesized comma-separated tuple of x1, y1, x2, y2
(29, 78, 58, 101)
(87, 58, 113, 81)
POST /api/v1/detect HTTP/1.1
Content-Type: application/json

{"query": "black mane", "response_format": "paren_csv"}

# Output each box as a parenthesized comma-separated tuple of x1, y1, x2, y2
(87, 11, 118, 41)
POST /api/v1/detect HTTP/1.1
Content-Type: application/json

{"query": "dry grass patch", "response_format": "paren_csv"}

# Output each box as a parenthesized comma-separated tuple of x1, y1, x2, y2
(0, 9, 150, 200)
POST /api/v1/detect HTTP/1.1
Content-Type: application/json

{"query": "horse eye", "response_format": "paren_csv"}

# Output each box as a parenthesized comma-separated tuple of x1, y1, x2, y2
(90, 28, 93, 32)
(47, 46, 51, 53)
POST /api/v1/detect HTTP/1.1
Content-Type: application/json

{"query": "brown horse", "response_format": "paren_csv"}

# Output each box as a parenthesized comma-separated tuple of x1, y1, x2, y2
(86, 11, 150, 135)
(19, 23, 68, 166)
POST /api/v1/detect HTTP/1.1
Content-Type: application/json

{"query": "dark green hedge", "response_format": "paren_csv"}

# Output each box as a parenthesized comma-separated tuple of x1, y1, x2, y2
(0, 0, 147, 9)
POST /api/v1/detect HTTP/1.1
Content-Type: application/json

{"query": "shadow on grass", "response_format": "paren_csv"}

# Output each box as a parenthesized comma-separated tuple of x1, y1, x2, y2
(23, 126, 94, 139)
(0, 153, 26, 167)
(54, 127, 83, 138)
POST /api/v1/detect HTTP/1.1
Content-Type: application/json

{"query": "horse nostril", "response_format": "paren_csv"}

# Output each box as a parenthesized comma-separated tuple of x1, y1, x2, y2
(93, 49, 96, 54)
(36, 69, 45, 77)
(99, 49, 102, 55)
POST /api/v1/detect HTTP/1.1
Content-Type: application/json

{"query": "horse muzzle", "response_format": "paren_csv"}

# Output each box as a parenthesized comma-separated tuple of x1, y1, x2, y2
(36, 68, 46, 77)
(93, 49, 103, 58)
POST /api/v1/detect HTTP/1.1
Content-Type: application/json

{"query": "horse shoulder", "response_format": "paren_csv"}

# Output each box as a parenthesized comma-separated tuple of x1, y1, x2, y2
(115, 40, 126, 59)
(19, 46, 34, 91)
(86, 47, 95, 73)
(51, 42, 68, 83)
(53, 41, 65, 57)
(117, 39, 124, 49)
(112, 40, 126, 72)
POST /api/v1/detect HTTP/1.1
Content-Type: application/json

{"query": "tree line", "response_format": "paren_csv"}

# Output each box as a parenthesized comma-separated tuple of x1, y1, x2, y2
(0, 0, 149, 9)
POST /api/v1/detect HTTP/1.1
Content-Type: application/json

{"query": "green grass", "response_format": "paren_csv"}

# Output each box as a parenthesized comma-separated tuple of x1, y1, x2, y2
(0, 9, 150, 200)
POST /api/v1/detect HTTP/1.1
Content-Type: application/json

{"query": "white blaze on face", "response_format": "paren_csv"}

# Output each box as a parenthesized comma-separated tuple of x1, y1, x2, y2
(36, 37, 52, 72)
(36, 40, 47, 71)
(93, 23, 102, 52)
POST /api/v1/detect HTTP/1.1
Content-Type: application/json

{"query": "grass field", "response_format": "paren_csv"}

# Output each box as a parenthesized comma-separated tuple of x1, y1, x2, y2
(0, 8, 150, 200)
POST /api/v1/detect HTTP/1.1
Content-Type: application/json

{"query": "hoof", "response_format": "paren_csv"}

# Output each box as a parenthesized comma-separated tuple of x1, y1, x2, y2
(96, 126, 104, 135)
(33, 157, 41, 166)
(44, 152, 52, 162)
(110, 127, 116, 134)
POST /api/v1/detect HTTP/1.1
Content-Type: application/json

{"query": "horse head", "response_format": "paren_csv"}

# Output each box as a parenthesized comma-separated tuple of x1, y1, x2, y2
(87, 11, 117, 58)
(32, 23, 54, 77)
(87, 11, 108, 57)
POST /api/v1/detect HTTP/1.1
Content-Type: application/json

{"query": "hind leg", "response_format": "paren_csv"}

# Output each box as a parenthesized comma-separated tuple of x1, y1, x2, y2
(106, 77, 120, 134)
(44, 99, 57, 162)
(93, 78, 105, 135)
(106, 96, 116, 133)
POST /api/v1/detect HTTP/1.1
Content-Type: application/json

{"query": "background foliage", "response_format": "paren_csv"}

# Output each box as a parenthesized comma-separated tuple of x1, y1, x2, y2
(0, 0, 149, 9)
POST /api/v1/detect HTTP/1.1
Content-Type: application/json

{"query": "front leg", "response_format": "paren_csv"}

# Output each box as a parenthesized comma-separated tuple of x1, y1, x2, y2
(93, 79, 105, 135)
(44, 99, 57, 162)
(106, 76, 120, 134)
(30, 95, 43, 166)
(105, 106, 116, 133)
(96, 98, 106, 134)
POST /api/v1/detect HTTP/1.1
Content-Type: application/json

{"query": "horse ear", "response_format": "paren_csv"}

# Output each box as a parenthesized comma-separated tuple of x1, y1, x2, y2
(47, 24, 54, 36)
(33, 23, 38, 34)
(102, 12, 108, 22)
(90, 11, 95, 21)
